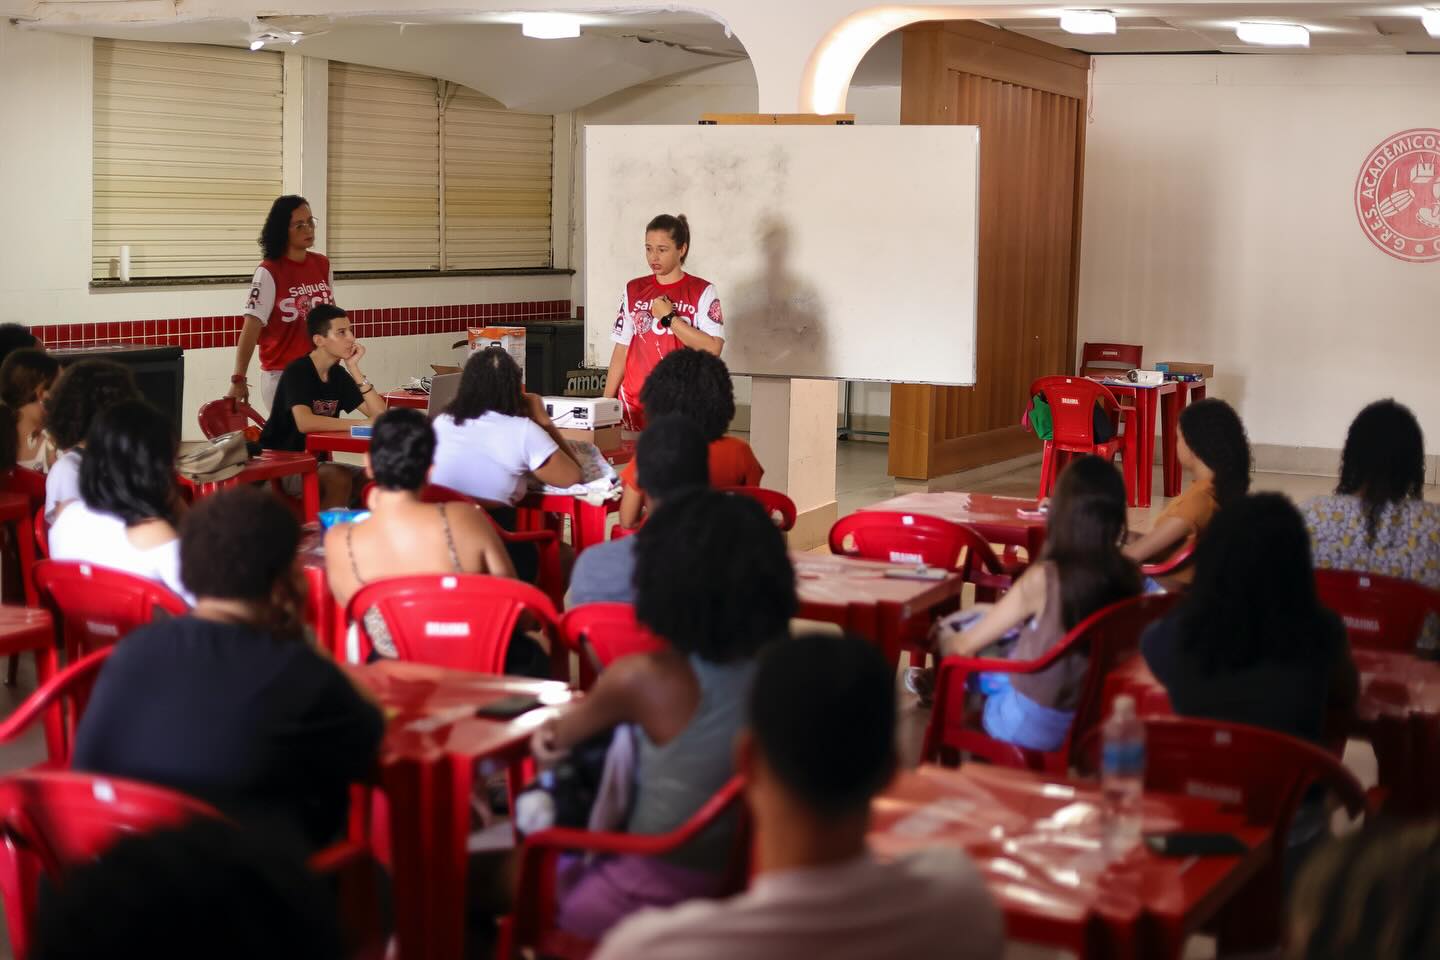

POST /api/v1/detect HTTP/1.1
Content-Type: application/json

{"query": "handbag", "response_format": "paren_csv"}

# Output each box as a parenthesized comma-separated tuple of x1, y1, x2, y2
(176, 431, 249, 484)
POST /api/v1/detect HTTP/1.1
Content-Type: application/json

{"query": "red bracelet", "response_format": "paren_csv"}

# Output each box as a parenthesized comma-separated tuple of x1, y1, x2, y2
(230, 375, 247, 384)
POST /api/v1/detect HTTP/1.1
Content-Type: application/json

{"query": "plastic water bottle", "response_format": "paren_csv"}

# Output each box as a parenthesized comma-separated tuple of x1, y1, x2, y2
(514, 769, 557, 836)
(1101, 695, 1145, 860)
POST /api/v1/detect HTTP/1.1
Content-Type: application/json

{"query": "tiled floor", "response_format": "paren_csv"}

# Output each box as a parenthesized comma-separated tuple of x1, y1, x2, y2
(1, 441, 1430, 958)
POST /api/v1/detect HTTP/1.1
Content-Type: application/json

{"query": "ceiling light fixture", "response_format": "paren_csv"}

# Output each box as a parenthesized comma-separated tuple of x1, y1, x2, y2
(1235, 21, 1310, 47)
(1423, 9, 1440, 38)
(1059, 9, 1117, 36)
(249, 38, 265, 51)
(520, 13, 581, 40)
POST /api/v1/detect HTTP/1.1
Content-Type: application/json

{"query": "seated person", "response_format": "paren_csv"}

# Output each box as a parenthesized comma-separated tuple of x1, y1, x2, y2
(1303, 399, 1439, 590)
(0, 322, 38, 371)
(73, 487, 384, 852)
(567, 414, 708, 608)
(531, 490, 797, 941)
(1142, 493, 1358, 746)
(48, 400, 192, 603)
(258, 304, 387, 510)
(925, 456, 1141, 751)
(594, 631, 1003, 960)
(325, 407, 546, 675)
(0, 348, 60, 473)
(1124, 398, 1251, 583)
(32, 820, 346, 960)
(430, 346, 582, 505)
(41, 359, 141, 522)
(618, 349, 762, 529)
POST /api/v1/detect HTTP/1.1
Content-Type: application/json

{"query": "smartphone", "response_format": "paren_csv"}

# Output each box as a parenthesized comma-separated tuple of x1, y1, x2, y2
(1143, 832, 1249, 857)
(475, 694, 543, 720)
(883, 566, 949, 582)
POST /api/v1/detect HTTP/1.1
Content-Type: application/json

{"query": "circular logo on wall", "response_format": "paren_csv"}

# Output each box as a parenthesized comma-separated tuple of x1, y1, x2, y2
(1355, 129, 1440, 263)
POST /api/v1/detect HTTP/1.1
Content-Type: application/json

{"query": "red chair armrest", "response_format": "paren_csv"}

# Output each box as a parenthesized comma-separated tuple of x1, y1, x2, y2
(498, 529, 559, 546)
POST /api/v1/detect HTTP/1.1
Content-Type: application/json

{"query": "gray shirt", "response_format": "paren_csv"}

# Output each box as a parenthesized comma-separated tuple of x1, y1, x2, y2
(566, 537, 638, 608)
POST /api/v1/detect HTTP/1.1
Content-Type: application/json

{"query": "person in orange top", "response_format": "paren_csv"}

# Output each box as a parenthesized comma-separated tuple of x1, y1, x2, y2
(618, 349, 761, 529)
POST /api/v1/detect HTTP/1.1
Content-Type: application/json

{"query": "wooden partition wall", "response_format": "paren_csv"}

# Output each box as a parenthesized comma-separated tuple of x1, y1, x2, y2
(889, 22, 1090, 480)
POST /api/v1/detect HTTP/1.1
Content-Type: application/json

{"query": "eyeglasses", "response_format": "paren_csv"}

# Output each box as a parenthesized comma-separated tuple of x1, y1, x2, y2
(290, 217, 319, 230)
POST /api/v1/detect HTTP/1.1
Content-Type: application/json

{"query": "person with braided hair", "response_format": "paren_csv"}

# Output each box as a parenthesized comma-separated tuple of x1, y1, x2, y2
(1125, 398, 1251, 583)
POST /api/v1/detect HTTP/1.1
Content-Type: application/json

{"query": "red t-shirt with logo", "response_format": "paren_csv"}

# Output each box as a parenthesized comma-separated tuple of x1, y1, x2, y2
(611, 272, 724, 430)
(243, 253, 336, 371)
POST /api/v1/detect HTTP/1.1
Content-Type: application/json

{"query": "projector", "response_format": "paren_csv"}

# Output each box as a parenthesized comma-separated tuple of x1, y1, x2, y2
(1127, 369, 1164, 386)
(543, 396, 622, 429)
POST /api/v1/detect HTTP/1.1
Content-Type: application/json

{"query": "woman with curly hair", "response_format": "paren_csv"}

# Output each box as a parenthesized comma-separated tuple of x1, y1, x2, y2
(602, 213, 725, 431)
(1302, 399, 1438, 589)
(230, 195, 336, 411)
(42, 359, 141, 522)
(1125, 397, 1251, 583)
(616, 348, 762, 528)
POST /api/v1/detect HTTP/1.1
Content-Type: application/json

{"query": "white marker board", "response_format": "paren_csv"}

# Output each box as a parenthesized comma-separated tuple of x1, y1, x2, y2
(583, 124, 979, 384)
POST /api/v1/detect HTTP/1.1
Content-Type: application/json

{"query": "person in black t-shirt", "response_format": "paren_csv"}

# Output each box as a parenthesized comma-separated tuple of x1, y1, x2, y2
(259, 303, 387, 509)
(72, 486, 385, 853)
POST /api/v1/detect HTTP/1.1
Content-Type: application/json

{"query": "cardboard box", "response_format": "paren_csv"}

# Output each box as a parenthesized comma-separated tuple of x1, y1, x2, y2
(564, 368, 605, 398)
(468, 326, 527, 381)
(429, 363, 461, 376)
(559, 424, 622, 452)
(1156, 361, 1214, 378)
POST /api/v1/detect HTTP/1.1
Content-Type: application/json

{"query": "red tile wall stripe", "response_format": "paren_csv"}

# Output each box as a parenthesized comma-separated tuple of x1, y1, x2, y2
(30, 300, 572, 353)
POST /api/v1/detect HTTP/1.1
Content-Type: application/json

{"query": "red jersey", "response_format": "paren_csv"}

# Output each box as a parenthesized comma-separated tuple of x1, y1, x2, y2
(611, 272, 724, 429)
(243, 253, 336, 371)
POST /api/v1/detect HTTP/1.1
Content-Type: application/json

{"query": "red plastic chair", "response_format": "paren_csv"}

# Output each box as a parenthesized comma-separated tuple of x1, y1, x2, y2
(829, 511, 1025, 603)
(346, 573, 560, 674)
(31, 508, 46, 560)
(496, 775, 748, 960)
(1078, 341, 1143, 378)
(1315, 568, 1440, 653)
(720, 486, 797, 531)
(196, 397, 266, 441)
(558, 603, 667, 690)
(1127, 717, 1369, 953)
(1140, 536, 1196, 580)
(922, 592, 1180, 773)
(0, 771, 384, 960)
(356, 482, 566, 606)
(1030, 375, 1137, 505)
(0, 646, 112, 770)
(33, 560, 189, 663)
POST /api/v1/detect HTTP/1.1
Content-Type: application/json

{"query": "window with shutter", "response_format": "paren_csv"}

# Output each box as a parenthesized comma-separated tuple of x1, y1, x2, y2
(92, 39, 284, 280)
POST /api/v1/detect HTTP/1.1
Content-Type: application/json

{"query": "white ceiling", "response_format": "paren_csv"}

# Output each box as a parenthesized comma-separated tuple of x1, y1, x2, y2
(20, 4, 1440, 113)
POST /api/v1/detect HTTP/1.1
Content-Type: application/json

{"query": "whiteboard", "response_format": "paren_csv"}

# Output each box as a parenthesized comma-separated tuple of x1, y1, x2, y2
(583, 124, 979, 385)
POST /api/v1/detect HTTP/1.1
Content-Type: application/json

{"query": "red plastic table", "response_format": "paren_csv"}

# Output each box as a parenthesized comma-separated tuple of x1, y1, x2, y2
(351, 660, 576, 960)
(306, 429, 369, 456)
(177, 451, 321, 521)
(1166, 380, 1207, 495)
(792, 552, 965, 665)
(0, 606, 58, 755)
(1094, 379, 1178, 507)
(870, 764, 1270, 958)
(383, 389, 429, 410)
(859, 491, 1048, 559)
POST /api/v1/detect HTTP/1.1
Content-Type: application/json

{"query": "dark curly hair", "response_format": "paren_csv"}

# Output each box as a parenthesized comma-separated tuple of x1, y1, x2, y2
(306, 304, 346, 342)
(646, 213, 690, 263)
(1176, 493, 1326, 672)
(446, 347, 527, 424)
(0, 323, 38, 371)
(181, 487, 300, 602)
(1336, 399, 1425, 543)
(1179, 398, 1251, 508)
(634, 489, 796, 663)
(258, 195, 310, 261)
(638, 349, 735, 442)
(0, 348, 61, 471)
(79, 400, 177, 526)
(636, 414, 709, 502)
(1044, 455, 1141, 631)
(369, 408, 434, 492)
(44, 359, 141, 451)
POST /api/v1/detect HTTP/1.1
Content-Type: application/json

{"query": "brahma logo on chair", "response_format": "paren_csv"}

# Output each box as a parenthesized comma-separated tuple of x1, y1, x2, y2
(424, 621, 470, 638)
(1355, 129, 1440, 263)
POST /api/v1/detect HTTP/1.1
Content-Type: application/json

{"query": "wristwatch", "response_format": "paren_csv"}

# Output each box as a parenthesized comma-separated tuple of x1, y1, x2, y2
(658, 311, 675, 328)
(230, 374, 247, 385)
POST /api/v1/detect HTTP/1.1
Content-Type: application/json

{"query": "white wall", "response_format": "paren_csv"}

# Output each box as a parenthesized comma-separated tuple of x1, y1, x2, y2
(1079, 56, 1440, 457)
(570, 60, 900, 426)
(0, 24, 572, 440)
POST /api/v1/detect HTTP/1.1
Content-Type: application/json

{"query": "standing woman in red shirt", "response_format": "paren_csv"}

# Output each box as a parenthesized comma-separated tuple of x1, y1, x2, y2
(229, 196, 336, 411)
(602, 214, 725, 431)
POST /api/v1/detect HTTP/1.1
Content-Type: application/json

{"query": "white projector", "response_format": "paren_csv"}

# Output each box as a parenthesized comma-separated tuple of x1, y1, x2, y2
(543, 396, 622, 429)
(1127, 369, 1164, 386)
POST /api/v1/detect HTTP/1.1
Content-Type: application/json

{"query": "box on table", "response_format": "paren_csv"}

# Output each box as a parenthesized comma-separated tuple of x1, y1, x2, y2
(1155, 361, 1214, 378)
(468, 326, 527, 382)
(559, 424, 623, 452)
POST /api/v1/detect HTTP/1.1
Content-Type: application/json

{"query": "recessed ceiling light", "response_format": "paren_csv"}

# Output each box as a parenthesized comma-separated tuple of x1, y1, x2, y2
(1060, 10, 1117, 36)
(1423, 9, 1440, 38)
(248, 38, 266, 51)
(521, 13, 581, 40)
(1236, 21, 1310, 47)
